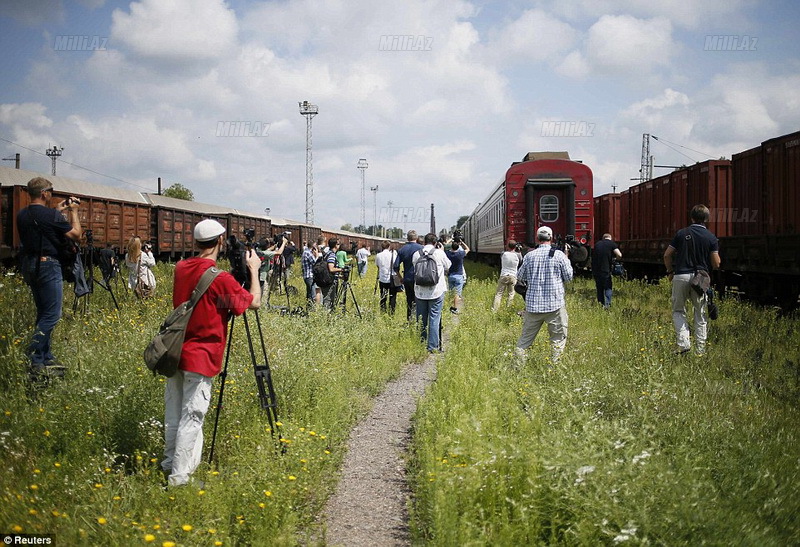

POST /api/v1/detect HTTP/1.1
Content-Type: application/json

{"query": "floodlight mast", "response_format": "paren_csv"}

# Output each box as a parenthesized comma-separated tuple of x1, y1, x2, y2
(299, 101, 319, 224)
(46, 145, 63, 176)
(357, 158, 368, 232)
(370, 185, 379, 236)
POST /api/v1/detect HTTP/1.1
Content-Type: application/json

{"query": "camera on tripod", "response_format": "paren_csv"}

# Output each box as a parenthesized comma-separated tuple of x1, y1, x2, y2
(84, 229, 94, 245)
(227, 230, 256, 289)
(337, 264, 352, 282)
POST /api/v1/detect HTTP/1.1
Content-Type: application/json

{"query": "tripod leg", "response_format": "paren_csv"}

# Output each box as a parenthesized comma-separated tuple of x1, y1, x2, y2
(250, 311, 280, 433)
(209, 316, 236, 464)
(349, 283, 362, 319)
(283, 271, 290, 309)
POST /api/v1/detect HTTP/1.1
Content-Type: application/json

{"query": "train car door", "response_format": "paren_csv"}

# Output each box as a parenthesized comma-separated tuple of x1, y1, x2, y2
(525, 179, 574, 243)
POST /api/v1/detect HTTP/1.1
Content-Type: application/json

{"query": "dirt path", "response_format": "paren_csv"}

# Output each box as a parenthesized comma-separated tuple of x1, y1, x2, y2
(320, 347, 440, 546)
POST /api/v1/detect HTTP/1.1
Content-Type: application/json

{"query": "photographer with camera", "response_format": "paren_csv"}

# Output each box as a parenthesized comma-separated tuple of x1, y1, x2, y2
(125, 236, 156, 298)
(492, 240, 523, 312)
(394, 230, 423, 321)
(444, 233, 469, 314)
(321, 238, 344, 309)
(162, 219, 261, 488)
(414, 233, 451, 353)
(16, 177, 82, 377)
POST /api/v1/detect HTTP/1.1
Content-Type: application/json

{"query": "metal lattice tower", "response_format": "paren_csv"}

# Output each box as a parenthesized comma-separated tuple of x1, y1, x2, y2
(357, 158, 368, 232)
(46, 145, 63, 176)
(299, 101, 319, 224)
(640, 133, 653, 182)
(430, 203, 436, 235)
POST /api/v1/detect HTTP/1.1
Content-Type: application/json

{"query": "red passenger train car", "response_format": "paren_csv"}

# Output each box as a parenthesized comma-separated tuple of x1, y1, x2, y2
(462, 152, 594, 266)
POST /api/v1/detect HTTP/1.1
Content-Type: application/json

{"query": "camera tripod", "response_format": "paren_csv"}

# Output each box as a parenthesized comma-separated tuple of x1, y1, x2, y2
(208, 308, 281, 463)
(329, 269, 362, 318)
(265, 255, 297, 310)
(72, 234, 119, 313)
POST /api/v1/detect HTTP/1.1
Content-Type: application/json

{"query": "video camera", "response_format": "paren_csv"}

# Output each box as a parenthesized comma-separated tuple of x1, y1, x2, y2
(452, 229, 464, 244)
(337, 264, 352, 282)
(273, 230, 290, 247)
(84, 229, 94, 245)
(227, 227, 257, 289)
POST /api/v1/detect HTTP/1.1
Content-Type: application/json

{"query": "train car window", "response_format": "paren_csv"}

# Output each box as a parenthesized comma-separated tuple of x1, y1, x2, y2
(540, 195, 559, 222)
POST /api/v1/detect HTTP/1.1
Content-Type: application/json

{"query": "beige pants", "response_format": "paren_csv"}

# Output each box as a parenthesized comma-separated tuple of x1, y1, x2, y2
(492, 274, 517, 311)
(515, 306, 568, 363)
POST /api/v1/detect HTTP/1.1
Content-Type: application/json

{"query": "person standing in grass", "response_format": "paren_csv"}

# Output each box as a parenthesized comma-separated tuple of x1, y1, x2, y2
(394, 230, 423, 321)
(413, 233, 451, 353)
(515, 226, 573, 364)
(375, 240, 400, 314)
(356, 243, 370, 278)
(492, 240, 522, 312)
(663, 204, 721, 356)
(16, 177, 82, 377)
(162, 219, 262, 488)
(592, 233, 622, 308)
(444, 238, 469, 314)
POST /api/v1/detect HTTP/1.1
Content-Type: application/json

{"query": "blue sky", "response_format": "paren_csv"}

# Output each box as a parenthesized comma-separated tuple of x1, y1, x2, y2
(1, 0, 799, 234)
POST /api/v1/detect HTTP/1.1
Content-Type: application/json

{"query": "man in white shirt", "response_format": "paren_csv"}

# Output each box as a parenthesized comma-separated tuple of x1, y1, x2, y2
(356, 243, 370, 278)
(374, 241, 400, 313)
(413, 233, 452, 353)
(492, 240, 522, 312)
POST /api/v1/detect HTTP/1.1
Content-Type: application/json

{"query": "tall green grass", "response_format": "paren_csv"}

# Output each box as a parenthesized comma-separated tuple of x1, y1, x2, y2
(410, 265, 800, 545)
(0, 262, 424, 546)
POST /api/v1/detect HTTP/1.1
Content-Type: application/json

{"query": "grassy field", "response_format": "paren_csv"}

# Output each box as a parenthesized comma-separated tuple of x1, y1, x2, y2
(1, 258, 798, 545)
(409, 263, 800, 545)
(0, 262, 425, 546)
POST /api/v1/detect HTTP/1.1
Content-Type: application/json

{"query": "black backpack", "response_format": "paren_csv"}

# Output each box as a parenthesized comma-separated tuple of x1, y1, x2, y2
(414, 249, 439, 287)
(312, 252, 335, 288)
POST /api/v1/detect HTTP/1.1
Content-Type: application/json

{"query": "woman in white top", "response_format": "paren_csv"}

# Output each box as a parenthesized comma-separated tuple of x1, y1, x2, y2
(125, 236, 156, 296)
(492, 240, 522, 312)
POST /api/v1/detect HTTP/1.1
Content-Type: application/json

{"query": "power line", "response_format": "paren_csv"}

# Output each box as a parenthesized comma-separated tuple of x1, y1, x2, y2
(651, 135, 716, 163)
(0, 135, 155, 192)
(650, 136, 702, 164)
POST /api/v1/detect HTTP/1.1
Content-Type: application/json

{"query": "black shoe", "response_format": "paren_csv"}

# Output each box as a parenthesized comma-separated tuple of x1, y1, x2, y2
(673, 348, 690, 355)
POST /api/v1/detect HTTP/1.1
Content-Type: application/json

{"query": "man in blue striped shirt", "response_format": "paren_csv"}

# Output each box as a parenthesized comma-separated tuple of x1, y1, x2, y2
(515, 226, 573, 364)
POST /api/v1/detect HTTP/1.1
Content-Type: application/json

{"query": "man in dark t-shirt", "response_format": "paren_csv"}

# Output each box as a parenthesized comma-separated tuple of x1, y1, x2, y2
(591, 234, 622, 308)
(394, 230, 423, 321)
(663, 205, 721, 356)
(16, 177, 82, 373)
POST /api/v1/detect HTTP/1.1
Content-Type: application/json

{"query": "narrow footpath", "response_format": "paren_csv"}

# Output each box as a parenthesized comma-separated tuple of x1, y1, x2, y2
(320, 341, 442, 546)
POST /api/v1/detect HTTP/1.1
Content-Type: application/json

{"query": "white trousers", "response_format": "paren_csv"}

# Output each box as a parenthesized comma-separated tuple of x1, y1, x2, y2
(671, 274, 708, 352)
(162, 370, 213, 486)
(492, 274, 517, 311)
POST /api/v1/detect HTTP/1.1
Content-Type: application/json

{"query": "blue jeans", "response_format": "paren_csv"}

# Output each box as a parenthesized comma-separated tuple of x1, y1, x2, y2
(416, 295, 444, 352)
(303, 276, 316, 303)
(21, 257, 63, 364)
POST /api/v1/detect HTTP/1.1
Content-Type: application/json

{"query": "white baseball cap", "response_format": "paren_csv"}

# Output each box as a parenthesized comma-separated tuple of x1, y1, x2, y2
(194, 219, 226, 242)
(536, 226, 553, 240)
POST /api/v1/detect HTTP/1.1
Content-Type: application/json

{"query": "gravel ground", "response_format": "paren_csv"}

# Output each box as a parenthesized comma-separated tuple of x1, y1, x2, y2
(320, 337, 443, 546)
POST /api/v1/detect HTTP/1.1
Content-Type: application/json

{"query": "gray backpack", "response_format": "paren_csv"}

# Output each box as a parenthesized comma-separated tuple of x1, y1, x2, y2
(143, 267, 222, 377)
(414, 249, 440, 287)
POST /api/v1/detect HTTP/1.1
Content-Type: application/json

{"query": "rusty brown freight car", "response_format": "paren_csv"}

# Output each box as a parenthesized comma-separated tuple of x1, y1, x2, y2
(0, 166, 150, 259)
(593, 194, 621, 240)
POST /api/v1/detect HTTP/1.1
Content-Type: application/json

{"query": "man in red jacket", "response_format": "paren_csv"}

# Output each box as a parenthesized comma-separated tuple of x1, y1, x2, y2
(162, 219, 262, 487)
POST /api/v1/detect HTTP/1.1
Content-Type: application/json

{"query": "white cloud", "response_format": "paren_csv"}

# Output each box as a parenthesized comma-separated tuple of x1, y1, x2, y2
(482, 9, 578, 66)
(585, 15, 675, 73)
(110, 0, 238, 68)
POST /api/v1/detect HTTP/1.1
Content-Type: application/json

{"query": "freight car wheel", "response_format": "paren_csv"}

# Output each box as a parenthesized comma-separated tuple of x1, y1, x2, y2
(569, 245, 589, 264)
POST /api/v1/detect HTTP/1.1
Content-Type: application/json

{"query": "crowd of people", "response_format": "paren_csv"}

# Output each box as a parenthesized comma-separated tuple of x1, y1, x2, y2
(14, 175, 720, 487)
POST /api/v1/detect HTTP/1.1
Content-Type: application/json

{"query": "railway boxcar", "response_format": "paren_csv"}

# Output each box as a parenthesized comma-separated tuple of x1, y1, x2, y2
(463, 151, 593, 265)
(1, 166, 150, 259)
(593, 193, 621, 239)
(144, 193, 236, 259)
(617, 160, 731, 277)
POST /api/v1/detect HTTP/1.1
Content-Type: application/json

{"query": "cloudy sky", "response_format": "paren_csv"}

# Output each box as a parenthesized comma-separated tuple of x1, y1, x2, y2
(1, 0, 799, 235)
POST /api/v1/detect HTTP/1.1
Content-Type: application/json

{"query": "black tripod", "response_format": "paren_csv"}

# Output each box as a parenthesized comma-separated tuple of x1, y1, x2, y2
(330, 267, 362, 318)
(265, 255, 294, 310)
(93, 246, 120, 310)
(208, 309, 280, 463)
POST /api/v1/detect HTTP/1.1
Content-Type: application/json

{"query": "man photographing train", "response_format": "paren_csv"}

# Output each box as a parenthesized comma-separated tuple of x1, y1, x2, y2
(16, 176, 82, 379)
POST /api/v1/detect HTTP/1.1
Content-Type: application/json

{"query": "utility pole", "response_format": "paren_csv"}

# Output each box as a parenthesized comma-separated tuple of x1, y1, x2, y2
(46, 145, 63, 176)
(357, 158, 368, 232)
(299, 101, 319, 224)
(2, 153, 20, 169)
(430, 203, 435, 235)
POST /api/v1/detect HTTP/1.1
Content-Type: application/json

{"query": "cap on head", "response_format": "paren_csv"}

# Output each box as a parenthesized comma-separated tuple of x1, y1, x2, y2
(194, 219, 226, 242)
(536, 226, 553, 240)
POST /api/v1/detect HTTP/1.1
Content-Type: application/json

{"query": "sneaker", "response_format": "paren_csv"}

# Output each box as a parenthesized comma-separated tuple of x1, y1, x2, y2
(450, 307, 459, 314)
(673, 348, 690, 355)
